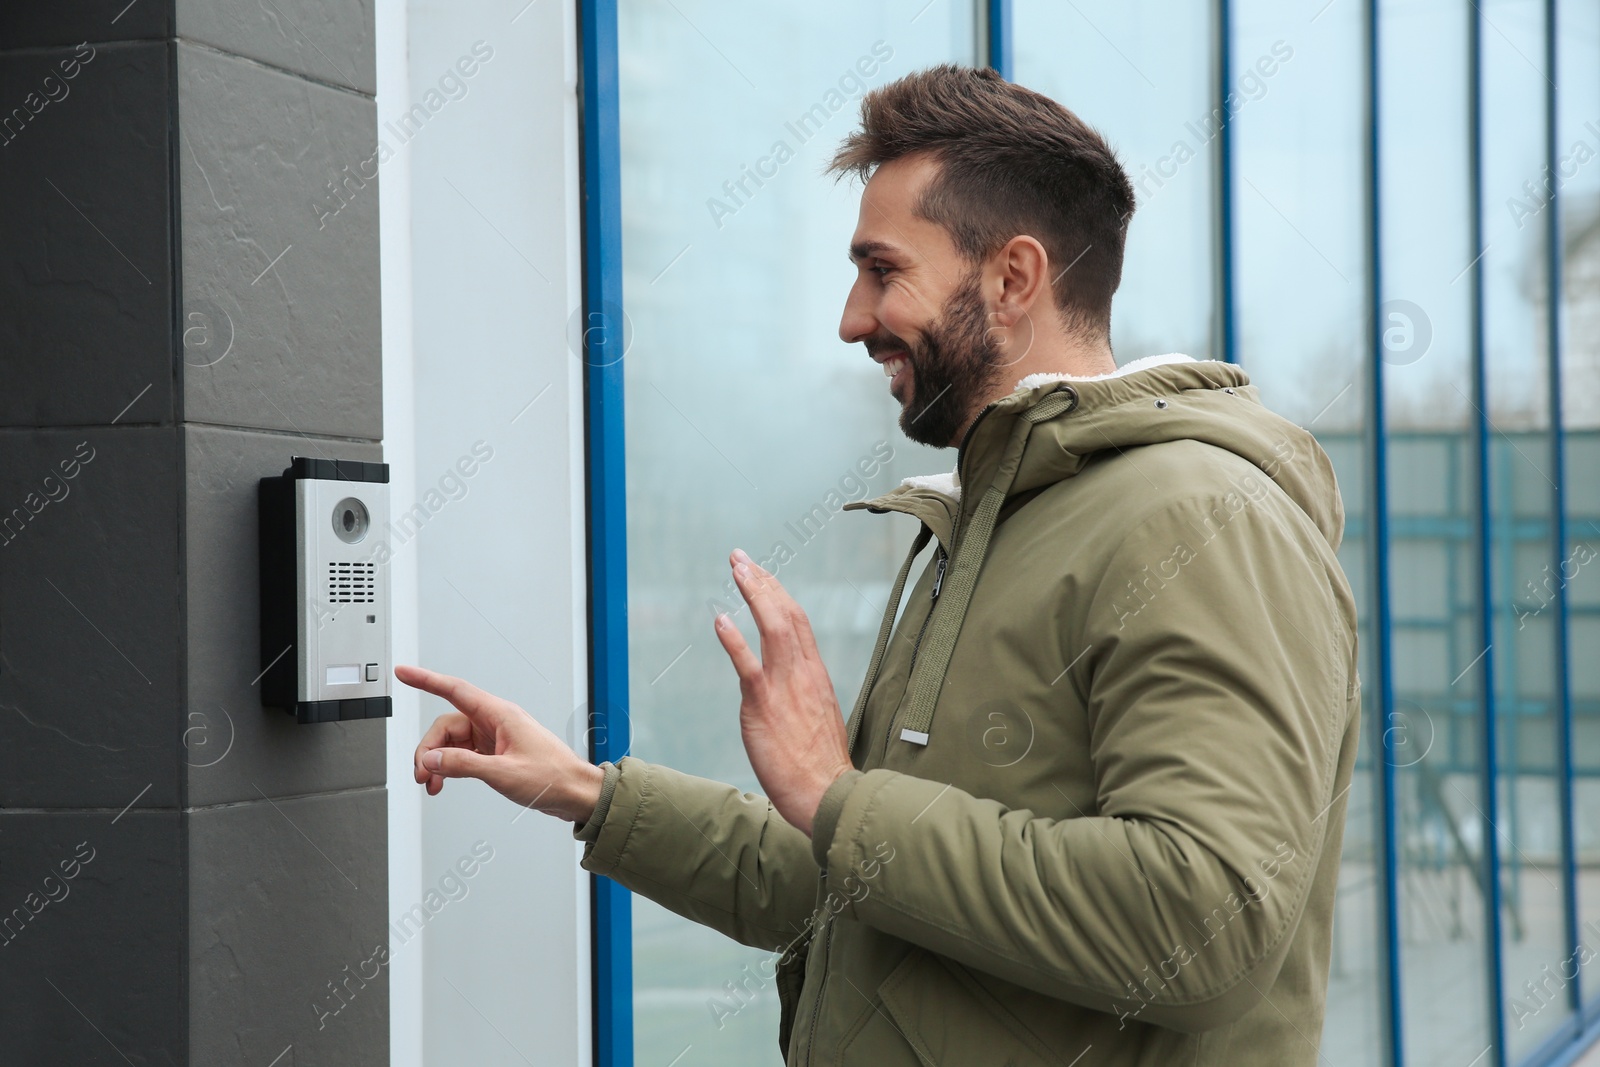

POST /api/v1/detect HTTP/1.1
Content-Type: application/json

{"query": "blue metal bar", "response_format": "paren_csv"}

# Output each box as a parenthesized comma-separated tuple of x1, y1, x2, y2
(578, 1, 632, 1064)
(1365, 3, 1403, 1063)
(1493, 444, 1525, 952)
(1468, 3, 1509, 1061)
(986, 0, 1012, 78)
(1216, 0, 1237, 365)
(1543, 0, 1582, 1021)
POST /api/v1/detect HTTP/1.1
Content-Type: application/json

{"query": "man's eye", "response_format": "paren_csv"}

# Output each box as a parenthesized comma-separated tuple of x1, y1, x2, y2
(870, 266, 894, 277)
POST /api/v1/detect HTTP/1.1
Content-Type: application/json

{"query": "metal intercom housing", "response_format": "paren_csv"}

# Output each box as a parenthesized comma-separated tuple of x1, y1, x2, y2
(259, 457, 393, 724)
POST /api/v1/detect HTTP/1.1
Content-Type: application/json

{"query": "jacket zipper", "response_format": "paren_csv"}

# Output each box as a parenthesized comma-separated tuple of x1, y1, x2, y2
(807, 407, 985, 1062)
(801, 394, 1063, 1063)
(953, 401, 998, 489)
(877, 397, 1002, 759)
(811, 543, 947, 1063)
(803, 905, 835, 1066)
(884, 546, 947, 756)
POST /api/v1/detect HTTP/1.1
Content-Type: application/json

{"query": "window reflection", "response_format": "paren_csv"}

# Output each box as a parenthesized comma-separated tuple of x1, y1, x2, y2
(1235, 1, 1382, 1062)
(1014, 0, 1217, 361)
(1479, 0, 1575, 1058)
(1377, 1, 1497, 1063)
(1557, 0, 1600, 1028)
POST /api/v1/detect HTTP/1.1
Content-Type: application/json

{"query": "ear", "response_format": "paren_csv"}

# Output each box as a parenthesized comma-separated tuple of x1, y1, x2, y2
(986, 234, 1050, 326)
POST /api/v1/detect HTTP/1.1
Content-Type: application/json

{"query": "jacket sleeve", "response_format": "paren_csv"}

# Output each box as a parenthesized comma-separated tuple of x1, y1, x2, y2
(810, 491, 1358, 1033)
(575, 756, 821, 952)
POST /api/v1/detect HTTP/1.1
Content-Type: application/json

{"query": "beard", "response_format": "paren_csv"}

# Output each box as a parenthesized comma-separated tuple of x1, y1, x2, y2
(888, 269, 1005, 448)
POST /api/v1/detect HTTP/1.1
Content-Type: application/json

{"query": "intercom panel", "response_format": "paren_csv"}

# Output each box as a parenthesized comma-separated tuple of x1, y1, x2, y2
(259, 457, 392, 724)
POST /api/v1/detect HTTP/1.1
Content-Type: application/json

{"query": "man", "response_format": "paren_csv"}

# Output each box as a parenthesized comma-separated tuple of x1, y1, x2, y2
(400, 65, 1360, 1065)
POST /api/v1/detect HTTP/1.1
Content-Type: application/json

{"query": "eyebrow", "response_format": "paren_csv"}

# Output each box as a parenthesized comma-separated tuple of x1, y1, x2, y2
(848, 240, 901, 263)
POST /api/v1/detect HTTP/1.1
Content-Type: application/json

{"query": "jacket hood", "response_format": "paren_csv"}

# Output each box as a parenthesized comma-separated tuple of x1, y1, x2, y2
(855, 354, 1345, 554)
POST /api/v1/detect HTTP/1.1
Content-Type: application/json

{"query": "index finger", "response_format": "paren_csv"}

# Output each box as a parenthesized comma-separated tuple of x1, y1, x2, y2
(395, 664, 512, 730)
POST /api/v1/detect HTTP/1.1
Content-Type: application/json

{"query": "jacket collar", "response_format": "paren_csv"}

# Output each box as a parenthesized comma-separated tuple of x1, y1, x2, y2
(848, 355, 1219, 547)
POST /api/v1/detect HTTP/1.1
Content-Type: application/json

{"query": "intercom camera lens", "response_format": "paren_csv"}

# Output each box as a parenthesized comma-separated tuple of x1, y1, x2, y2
(332, 497, 370, 544)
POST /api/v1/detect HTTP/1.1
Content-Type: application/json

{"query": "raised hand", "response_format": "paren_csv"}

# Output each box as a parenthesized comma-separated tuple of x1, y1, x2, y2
(713, 548, 853, 837)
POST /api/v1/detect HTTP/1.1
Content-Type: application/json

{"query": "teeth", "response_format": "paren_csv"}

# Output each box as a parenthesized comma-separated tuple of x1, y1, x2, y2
(882, 355, 907, 378)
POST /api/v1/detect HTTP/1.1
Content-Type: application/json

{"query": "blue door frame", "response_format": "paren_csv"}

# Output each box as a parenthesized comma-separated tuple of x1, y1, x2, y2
(578, 2, 631, 1065)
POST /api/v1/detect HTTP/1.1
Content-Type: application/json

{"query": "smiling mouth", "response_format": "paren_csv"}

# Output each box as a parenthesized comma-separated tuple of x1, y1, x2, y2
(881, 354, 911, 401)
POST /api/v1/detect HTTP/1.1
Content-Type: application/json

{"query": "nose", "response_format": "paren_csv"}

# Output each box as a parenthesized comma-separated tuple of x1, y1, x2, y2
(838, 275, 877, 346)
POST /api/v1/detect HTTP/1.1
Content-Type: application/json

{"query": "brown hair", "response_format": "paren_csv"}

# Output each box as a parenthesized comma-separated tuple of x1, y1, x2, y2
(829, 64, 1135, 337)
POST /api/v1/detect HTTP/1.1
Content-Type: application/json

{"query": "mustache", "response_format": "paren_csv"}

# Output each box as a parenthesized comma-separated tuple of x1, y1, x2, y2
(864, 335, 912, 360)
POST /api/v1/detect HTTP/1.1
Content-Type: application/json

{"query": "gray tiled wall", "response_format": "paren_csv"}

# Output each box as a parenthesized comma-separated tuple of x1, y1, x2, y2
(0, 4, 387, 1063)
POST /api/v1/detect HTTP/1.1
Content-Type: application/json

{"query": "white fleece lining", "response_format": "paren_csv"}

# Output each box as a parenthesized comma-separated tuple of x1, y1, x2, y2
(1015, 351, 1200, 389)
(895, 354, 1207, 503)
(900, 472, 961, 497)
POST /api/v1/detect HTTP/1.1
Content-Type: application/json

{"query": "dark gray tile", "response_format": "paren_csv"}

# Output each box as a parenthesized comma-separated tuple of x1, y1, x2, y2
(190, 788, 389, 1066)
(0, 3, 173, 49)
(177, 41, 383, 441)
(0, 810, 185, 1066)
(0, 42, 174, 429)
(177, 0, 375, 96)
(0, 428, 183, 810)
(183, 425, 385, 807)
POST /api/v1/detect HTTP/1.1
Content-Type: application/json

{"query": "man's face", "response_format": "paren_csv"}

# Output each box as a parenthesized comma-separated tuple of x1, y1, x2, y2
(839, 154, 1004, 448)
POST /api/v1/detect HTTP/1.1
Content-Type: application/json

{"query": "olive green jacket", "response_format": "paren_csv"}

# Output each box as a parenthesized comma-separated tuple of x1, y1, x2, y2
(575, 356, 1361, 1066)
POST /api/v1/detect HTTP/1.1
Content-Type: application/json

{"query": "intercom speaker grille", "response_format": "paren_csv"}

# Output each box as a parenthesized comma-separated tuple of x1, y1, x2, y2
(327, 561, 377, 604)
